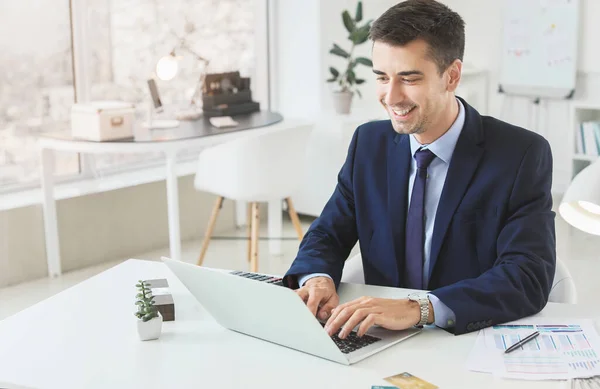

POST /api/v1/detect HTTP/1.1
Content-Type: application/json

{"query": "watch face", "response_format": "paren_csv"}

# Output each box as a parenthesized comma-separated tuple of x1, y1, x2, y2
(408, 293, 425, 301)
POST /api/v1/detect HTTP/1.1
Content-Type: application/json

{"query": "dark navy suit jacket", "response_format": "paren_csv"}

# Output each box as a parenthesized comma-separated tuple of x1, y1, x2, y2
(284, 98, 556, 335)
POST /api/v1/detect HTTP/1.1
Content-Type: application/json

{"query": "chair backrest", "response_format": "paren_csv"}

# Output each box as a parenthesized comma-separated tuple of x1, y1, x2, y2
(340, 253, 577, 304)
(548, 256, 578, 304)
(194, 120, 312, 201)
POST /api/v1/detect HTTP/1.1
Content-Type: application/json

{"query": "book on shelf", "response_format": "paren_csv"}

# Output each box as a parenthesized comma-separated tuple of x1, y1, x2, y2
(578, 121, 600, 157)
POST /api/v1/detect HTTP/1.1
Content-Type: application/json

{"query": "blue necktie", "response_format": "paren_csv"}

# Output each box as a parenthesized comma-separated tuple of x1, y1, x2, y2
(404, 148, 436, 289)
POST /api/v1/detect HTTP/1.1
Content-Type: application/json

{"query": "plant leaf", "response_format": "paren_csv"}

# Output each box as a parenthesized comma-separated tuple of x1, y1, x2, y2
(342, 10, 355, 33)
(347, 70, 357, 84)
(349, 24, 371, 45)
(136, 293, 143, 298)
(355, 57, 373, 67)
(355, 1, 363, 22)
(330, 44, 349, 59)
(329, 67, 340, 78)
(355, 79, 366, 84)
(356, 89, 362, 98)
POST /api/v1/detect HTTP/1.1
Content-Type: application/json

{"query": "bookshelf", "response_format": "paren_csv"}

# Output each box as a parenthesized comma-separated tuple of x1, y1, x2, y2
(569, 102, 600, 180)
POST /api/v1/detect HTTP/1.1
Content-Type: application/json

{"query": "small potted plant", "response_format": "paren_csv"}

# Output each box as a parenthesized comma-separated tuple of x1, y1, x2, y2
(326, 1, 374, 114)
(135, 280, 163, 341)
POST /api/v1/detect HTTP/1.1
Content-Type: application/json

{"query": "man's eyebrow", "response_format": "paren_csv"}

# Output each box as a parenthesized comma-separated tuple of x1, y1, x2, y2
(372, 69, 424, 76)
(397, 70, 424, 76)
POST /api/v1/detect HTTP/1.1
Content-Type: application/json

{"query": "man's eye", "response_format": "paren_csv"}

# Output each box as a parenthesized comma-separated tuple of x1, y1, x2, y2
(376, 77, 388, 81)
(403, 79, 418, 84)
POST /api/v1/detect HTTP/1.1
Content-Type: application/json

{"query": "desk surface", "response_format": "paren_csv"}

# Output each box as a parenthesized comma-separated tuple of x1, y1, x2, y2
(37, 112, 305, 155)
(0, 259, 594, 389)
(42, 110, 284, 143)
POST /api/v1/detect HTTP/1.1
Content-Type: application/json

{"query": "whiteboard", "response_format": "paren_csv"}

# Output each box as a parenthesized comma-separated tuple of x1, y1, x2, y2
(499, 0, 580, 99)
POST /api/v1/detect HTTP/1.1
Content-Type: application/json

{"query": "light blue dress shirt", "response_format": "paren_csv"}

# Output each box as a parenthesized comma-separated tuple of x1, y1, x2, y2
(299, 98, 466, 329)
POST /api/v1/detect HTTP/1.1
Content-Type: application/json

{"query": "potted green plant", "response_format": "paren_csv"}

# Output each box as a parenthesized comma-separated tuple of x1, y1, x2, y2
(135, 280, 163, 341)
(327, 1, 374, 114)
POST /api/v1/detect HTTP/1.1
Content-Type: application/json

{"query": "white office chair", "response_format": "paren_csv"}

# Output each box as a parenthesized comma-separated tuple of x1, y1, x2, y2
(340, 253, 577, 304)
(549, 256, 578, 304)
(193, 122, 312, 272)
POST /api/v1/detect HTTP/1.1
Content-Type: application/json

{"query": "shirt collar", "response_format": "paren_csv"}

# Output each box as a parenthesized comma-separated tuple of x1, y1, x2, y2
(409, 98, 465, 164)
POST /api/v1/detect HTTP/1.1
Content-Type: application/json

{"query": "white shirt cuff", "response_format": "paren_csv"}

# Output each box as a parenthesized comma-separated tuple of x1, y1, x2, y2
(428, 293, 456, 328)
(298, 273, 332, 287)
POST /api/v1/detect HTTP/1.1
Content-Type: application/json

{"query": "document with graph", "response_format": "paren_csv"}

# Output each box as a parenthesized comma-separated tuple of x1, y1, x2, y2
(466, 319, 600, 380)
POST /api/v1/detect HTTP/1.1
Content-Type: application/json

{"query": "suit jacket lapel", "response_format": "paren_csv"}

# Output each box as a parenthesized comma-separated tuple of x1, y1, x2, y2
(387, 132, 412, 287)
(428, 101, 485, 286)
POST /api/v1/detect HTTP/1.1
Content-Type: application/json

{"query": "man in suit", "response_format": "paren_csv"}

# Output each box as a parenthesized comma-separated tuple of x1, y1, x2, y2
(283, 0, 556, 337)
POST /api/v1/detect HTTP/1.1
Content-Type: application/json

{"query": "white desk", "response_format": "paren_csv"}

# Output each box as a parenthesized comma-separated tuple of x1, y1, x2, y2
(0, 259, 595, 389)
(38, 112, 307, 277)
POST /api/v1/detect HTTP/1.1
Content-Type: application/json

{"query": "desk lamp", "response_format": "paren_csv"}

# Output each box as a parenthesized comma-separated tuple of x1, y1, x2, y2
(156, 37, 210, 107)
(559, 159, 600, 235)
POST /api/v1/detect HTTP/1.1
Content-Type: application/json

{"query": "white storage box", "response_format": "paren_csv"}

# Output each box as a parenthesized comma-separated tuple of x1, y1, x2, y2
(71, 101, 135, 141)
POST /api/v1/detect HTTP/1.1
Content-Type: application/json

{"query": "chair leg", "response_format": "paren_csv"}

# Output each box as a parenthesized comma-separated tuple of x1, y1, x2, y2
(285, 197, 304, 240)
(247, 203, 252, 262)
(197, 196, 224, 266)
(250, 202, 260, 272)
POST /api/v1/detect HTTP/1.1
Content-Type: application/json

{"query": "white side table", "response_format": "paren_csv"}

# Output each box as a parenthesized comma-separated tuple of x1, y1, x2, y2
(38, 111, 305, 277)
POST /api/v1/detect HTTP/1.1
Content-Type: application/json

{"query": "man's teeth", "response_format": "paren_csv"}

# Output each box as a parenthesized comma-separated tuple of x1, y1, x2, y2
(392, 107, 414, 116)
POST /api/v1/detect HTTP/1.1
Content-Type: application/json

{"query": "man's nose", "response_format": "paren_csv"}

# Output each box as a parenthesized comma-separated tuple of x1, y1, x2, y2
(384, 81, 406, 107)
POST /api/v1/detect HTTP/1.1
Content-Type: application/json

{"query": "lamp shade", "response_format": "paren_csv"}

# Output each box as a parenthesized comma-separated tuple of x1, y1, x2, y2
(559, 159, 600, 235)
(156, 54, 179, 81)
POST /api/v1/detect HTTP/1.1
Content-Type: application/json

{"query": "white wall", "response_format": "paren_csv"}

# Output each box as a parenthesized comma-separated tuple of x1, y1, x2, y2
(273, 0, 600, 194)
(270, 0, 322, 117)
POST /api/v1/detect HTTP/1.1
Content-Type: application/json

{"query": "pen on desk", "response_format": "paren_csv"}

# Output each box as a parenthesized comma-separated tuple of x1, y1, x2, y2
(504, 331, 540, 354)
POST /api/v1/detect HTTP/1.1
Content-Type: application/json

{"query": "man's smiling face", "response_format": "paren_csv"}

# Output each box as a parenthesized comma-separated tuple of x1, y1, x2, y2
(372, 39, 456, 136)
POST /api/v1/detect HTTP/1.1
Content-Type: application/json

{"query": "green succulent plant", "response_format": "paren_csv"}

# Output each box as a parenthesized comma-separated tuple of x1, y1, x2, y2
(326, 1, 374, 98)
(134, 280, 159, 322)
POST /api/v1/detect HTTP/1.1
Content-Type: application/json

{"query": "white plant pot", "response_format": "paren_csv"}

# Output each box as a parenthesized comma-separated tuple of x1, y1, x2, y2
(137, 311, 163, 341)
(332, 91, 354, 114)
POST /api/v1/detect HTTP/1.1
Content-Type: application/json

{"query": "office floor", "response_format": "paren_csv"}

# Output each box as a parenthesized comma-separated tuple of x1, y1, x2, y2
(1, 208, 599, 321)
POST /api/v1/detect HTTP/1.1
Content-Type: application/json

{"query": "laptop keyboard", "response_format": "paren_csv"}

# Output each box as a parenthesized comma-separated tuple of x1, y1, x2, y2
(230, 270, 381, 354)
(229, 270, 284, 286)
(319, 322, 382, 354)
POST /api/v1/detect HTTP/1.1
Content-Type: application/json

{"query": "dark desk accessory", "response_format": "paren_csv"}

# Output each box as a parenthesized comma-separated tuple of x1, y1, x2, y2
(504, 330, 540, 354)
(143, 278, 175, 321)
(202, 71, 260, 118)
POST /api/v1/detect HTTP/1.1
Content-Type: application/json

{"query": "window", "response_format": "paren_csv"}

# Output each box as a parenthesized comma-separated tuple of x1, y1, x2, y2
(85, 0, 257, 171)
(0, 1, 78, 189)
(0, 0, 263, 191)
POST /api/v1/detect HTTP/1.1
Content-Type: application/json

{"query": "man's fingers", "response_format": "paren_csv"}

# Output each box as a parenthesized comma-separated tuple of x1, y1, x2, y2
(305, 292, 322, 317)
(295, 287, 309, 303)
(324, 305, 360, 337)
(339, 308, 373, 339)
(326, 297, 363, 328)
(317, 294, 339, 320)
(357, 313, 378, 337)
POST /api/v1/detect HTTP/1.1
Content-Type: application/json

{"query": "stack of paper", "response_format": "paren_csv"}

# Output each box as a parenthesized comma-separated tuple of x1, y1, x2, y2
(467, 319, 600, 380)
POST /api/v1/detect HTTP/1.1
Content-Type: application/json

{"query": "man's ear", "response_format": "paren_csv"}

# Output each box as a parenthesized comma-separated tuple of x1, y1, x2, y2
(446, 59, 462, 92)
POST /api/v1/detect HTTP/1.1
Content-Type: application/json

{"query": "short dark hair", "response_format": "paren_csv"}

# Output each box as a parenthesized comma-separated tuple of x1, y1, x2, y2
(369, 0, 465, 74)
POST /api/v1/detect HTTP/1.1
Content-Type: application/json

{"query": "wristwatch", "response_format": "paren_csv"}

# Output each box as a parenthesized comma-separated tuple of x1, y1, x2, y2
(408, 293, 430, 327)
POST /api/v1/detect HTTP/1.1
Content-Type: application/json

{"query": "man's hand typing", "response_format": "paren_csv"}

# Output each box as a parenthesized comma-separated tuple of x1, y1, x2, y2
(295, 276, 339, 321)
(324, 297, 435, 339)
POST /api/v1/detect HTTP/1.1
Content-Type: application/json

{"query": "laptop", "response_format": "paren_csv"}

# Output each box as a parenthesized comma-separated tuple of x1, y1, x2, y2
(161, 257, 421, 365)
